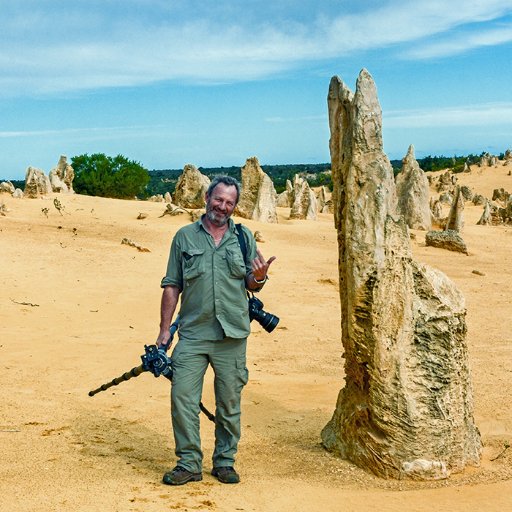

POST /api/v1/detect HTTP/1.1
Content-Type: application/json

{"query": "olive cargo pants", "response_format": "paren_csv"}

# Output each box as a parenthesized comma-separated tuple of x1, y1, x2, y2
(170, 337, 248, 473)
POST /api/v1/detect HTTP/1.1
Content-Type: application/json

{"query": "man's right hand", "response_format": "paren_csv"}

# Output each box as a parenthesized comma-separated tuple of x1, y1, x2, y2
(156, 329, 172, 351)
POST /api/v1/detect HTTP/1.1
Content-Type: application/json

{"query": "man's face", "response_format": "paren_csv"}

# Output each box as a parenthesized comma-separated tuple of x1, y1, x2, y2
(205, 183, 238, 226)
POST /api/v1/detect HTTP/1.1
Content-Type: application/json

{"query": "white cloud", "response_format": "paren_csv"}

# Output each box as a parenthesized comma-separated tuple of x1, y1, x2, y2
(1, 1, 512, 95)
(404, 24, 512, 58)
(385, 102, 512, 127)
(0, 125, 164, 139)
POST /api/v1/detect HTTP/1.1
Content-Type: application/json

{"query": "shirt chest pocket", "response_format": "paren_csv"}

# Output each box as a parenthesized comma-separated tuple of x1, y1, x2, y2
(182, 248, 205, 281)
(225, 248, 247, 279)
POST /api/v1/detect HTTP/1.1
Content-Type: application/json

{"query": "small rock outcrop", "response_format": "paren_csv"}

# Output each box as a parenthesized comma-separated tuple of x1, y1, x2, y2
(395, 145, 431, 230)
(479, 153, 493, 167)
(173, 164, 210, 209)
(492, 188, 510, 203)
(425, 229, 468, 254)
(148, 194, 165, 202)
(235, 157, 278, 223)
(472, 194, 486, 206)
(316, 186, 333, 213)
(460, 186, 473, 202)
(289, 175, 317, 220)
(439, 191, 453, 205)
(276, 180, 293, 207)
(0, 181, 15, 194)
(321, 69, 480, 480)
(49, 155, 74, 193)
(445, 186, 464, 232)
(24, 167, 52, 198)
(499, 197, 512, 224)
(429, 199, 446, 229)
(476, 201, 498, 226)
(436, 171, 452, 192)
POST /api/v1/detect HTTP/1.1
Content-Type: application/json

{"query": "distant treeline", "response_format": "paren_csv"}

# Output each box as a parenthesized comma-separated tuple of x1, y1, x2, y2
(147, 163, 332, 196)
(147, 153, 493, 197)
(5, 151, 503, 197)
(390, 153, 489, 175)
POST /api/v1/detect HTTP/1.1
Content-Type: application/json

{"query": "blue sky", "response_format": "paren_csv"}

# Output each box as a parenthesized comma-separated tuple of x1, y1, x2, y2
(1, 0, 512, 180)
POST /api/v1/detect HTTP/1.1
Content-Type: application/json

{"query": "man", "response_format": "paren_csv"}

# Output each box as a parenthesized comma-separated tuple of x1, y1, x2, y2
(156, 175, 276, 485)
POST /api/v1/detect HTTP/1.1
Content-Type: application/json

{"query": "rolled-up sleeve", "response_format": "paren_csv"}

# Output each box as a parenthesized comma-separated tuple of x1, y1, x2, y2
(160, 235, 183, 289)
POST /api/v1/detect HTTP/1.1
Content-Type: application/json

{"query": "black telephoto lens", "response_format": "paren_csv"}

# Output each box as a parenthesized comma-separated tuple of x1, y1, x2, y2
(258, 311, 279, 333)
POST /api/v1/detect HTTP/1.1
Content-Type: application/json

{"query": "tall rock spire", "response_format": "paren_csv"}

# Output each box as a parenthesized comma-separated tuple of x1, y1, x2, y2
(322, 69, 481, 480)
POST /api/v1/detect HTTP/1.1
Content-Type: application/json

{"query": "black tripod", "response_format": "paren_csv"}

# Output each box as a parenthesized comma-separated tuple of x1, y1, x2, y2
(88, 320, 215, 422)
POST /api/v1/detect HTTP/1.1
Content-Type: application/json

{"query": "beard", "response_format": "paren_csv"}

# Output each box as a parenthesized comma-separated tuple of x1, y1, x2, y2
(205, 201, 230, 226)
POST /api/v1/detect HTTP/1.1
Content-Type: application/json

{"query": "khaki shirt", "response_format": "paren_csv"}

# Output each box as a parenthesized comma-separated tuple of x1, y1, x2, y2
(161, 217, 257, 341)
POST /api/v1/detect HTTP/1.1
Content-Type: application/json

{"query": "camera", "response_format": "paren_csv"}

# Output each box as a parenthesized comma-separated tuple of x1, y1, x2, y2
(248, 294, 279, 333)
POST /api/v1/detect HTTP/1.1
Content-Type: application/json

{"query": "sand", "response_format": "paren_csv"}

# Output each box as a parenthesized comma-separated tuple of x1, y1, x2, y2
(1, 161, 511, 511)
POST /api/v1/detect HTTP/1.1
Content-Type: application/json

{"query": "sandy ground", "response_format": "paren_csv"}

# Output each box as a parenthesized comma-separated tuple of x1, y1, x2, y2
(1, 161, 511, 511)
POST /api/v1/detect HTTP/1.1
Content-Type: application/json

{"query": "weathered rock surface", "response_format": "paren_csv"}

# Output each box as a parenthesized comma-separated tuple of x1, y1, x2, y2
(24, 167, 52, 198)
(173, 164, 210, 209)
(395, 145, 431, 230)
(321, 69, 481, 480)
(235, 157, 278, 223)
(49, 155, 74, 193)
(289, 175, 317, 220)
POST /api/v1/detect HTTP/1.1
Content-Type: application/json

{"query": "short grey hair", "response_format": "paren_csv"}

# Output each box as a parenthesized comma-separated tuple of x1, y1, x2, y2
(206, 175, 241, 204)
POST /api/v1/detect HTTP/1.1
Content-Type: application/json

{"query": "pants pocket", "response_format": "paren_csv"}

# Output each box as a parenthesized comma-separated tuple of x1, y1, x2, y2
(236, 357, 249, 387)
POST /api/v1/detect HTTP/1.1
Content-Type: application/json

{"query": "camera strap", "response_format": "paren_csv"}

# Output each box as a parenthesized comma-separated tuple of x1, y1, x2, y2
(235, 223, 248, 264)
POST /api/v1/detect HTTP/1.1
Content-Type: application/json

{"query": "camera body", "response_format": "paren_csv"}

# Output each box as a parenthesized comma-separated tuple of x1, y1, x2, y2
(248, 294, 279, 333)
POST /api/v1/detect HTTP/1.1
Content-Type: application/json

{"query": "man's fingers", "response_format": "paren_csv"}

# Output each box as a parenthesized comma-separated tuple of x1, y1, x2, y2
(255, 248, 265, 262)
(256, 249, 277, 266)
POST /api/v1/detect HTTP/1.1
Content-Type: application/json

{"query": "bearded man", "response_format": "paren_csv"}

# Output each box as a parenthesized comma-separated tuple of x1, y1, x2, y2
(156, 175, 275, 485)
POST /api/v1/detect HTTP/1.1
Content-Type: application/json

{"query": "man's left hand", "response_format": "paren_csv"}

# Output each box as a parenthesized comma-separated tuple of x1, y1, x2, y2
(251, 249, 276, 282)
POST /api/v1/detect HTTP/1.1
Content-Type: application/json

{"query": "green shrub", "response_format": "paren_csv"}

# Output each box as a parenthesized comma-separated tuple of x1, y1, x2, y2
(71, 153, 149, 199)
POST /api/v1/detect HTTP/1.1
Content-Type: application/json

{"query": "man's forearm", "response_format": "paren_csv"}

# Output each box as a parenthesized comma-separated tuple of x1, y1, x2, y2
(160, 285, 181, 333)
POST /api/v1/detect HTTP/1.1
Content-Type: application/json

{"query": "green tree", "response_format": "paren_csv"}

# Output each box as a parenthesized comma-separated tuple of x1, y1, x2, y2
(71, 153, 150, 199)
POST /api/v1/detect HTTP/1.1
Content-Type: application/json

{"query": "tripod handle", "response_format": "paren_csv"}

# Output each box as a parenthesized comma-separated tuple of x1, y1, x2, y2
(159, 317, 180, 352)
